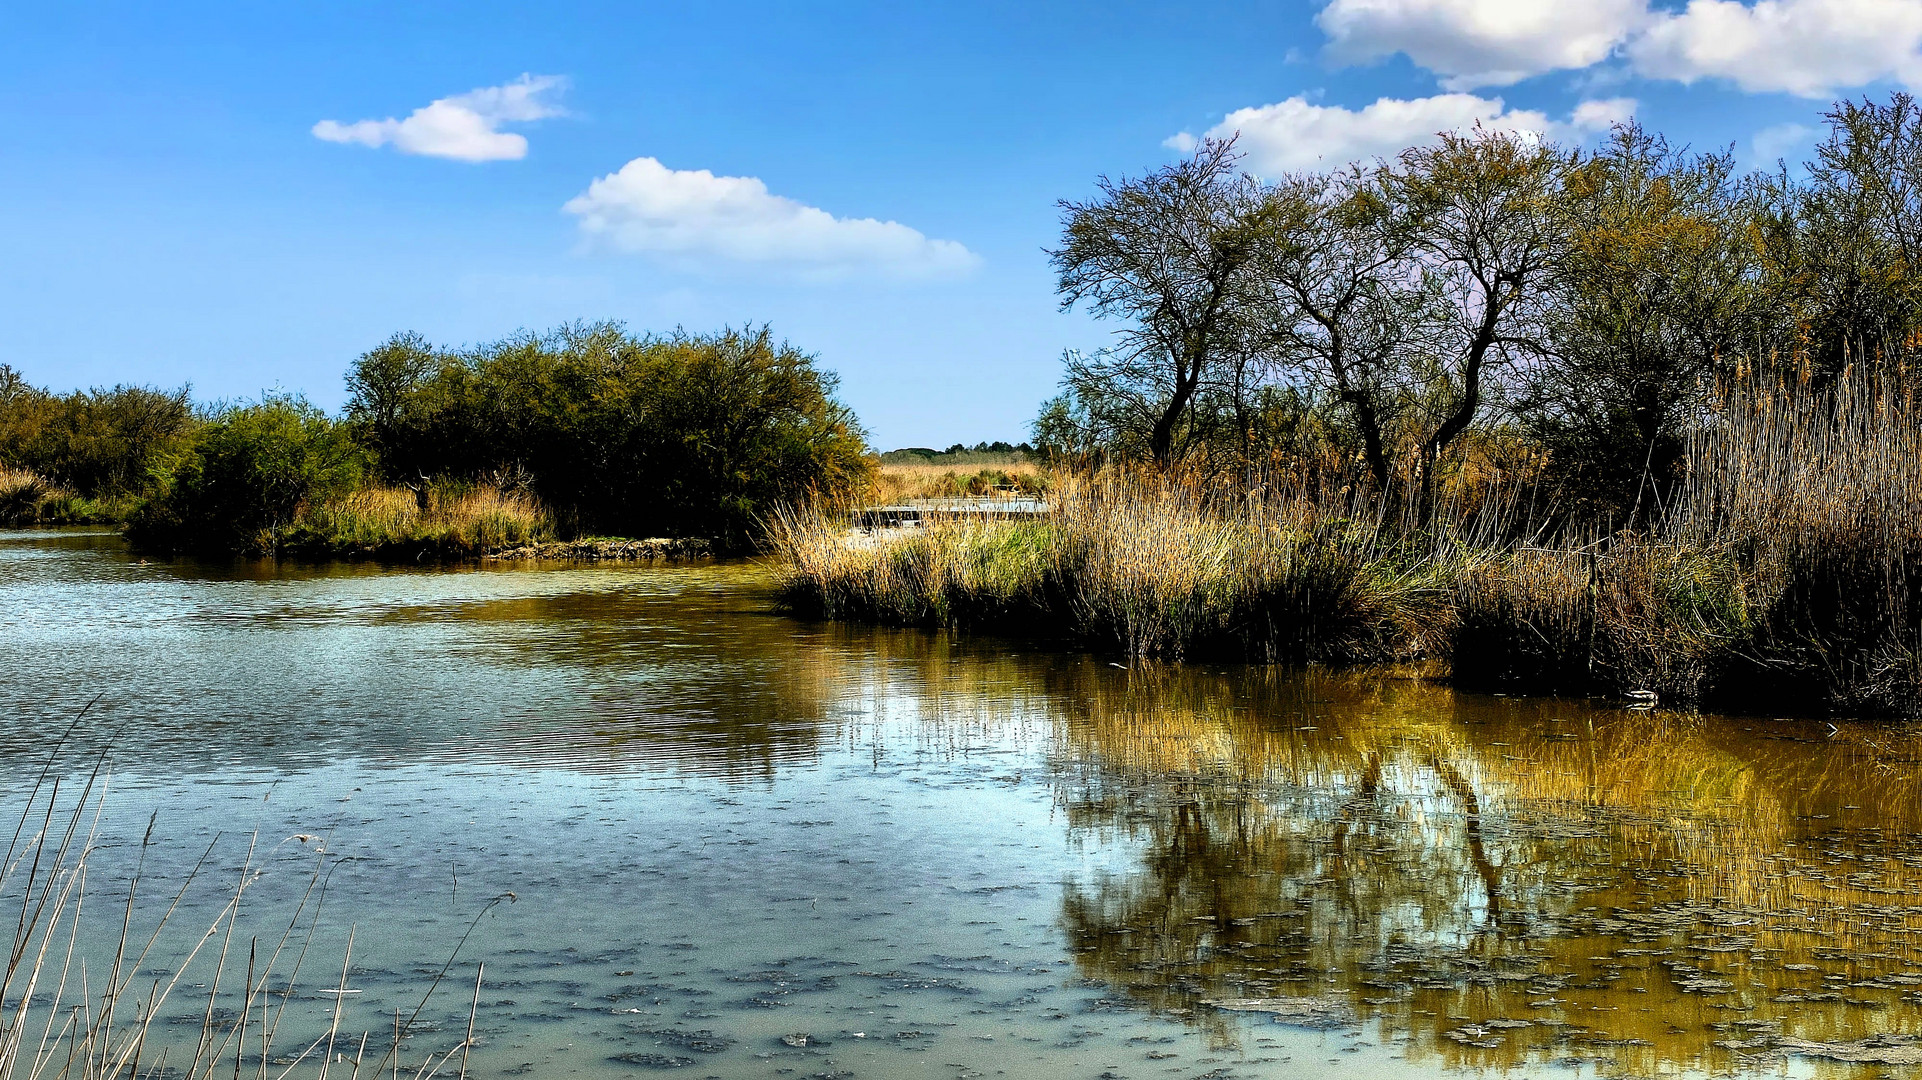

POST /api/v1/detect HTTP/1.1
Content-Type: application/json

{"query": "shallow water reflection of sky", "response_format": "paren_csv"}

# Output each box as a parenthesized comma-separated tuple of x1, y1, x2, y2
(3, 528, 1922, 1078)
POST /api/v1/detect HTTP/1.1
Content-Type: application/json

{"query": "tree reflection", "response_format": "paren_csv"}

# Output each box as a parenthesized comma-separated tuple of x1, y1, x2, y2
(1050, 665, 1922, 1073)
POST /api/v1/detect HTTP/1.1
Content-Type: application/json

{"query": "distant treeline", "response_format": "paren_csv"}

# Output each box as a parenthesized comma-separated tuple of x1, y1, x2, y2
(879, 441, 1035, 466)
(1039, 93, 1922, 524)
(0, 324, 872, 554)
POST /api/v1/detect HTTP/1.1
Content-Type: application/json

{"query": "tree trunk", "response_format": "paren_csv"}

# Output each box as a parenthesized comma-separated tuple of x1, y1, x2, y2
(1150, 348, 1204, 466)
(1418, 287, 1502, 527)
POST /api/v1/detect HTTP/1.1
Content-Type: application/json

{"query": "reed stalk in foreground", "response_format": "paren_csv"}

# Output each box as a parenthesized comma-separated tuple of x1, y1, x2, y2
(0, 735, 503, 1079)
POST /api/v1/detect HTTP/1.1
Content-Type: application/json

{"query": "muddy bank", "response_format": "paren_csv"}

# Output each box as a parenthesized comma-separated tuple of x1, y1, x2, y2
(486, 536, 715, 561)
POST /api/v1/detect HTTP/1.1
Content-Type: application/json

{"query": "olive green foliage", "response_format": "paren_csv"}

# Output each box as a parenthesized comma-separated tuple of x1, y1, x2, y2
(0, 364, 195, 522)
(1527, 126, 1769, 521)
(130, 396, 365, 553)
(347, 323, 871, 546)
(1759, 93, 1922, 378)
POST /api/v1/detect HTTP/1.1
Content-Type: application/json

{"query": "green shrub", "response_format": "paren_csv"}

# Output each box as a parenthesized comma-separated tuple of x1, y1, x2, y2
(346, 323, 872, 547)
(0, 365, 195, 520)
(131, 396, 365, 554)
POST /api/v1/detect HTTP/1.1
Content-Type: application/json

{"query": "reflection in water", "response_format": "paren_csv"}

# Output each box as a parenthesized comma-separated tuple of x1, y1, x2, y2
(1053, 667, 1922, 1072)
(5, 529, 1922, 1076)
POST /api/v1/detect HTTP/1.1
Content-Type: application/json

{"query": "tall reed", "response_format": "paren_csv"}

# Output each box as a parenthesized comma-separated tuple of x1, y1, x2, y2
(294, 483, 552, 558)
(779, 368, 1922, 716)
(1447, 365, 1922, 713)
(1678, 366, 1922, 712)
(0, 737, 499, 1079)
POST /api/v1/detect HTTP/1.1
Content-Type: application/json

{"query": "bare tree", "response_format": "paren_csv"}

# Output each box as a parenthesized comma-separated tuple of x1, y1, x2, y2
(1250, 168, 1420, 491)
(1049, 138, 1267, 465)
(1382, 129, 1568, 523)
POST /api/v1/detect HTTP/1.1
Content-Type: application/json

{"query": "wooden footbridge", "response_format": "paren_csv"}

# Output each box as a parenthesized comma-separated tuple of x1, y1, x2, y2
(852, 496, 1051, 529)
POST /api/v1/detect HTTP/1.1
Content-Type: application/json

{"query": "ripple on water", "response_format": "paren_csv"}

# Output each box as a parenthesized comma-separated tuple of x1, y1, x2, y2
(4, 529, 1922, 1078)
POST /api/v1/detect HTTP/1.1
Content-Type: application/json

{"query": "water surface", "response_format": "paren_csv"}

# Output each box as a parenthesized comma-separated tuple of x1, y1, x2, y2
(2, 528, 1920, 1078)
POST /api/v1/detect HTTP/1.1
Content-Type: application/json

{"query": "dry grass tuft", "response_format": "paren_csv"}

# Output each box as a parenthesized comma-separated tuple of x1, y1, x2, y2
(0, 468, 126, 527)
(297, 483, 552, 558)
(873, 461, 1049, 502)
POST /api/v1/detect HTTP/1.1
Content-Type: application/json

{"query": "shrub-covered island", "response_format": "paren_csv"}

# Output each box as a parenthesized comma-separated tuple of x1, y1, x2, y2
(2, 324, 872, 556)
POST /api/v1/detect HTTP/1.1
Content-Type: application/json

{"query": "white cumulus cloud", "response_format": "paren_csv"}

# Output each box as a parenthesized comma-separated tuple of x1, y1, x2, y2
(1317, 0, 1649, 89)
(1628, 0, 1922, 96)
(562, 157, 980, 279)
(313, 74, 565, 162)
(1174, 94, 1635, 173)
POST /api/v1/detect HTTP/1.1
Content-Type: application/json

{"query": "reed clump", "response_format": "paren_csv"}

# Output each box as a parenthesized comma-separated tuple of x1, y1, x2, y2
(774, 469, 1456, 663)
(0, 467, 130, 527)
(1448, 366, 1922, 714)
(780, 369, 1922, 717)
(292, 482, 553, 558)
(0, 467, 59, 526)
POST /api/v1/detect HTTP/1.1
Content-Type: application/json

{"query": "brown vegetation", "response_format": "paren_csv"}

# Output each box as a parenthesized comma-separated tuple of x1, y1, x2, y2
(779, 368, 1922, 718)
(872, 460, 1049, 502)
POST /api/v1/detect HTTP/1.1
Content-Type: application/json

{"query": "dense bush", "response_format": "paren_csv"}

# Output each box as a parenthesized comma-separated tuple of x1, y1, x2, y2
(129, 397, 365, 553)
(0, 364, 195, 518)
(2, 322, 871, 553)
(347, 323, 872, 546)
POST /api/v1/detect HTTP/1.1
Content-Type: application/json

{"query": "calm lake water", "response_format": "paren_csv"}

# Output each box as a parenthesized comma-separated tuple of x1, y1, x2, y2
(3, 528, 1921, 1078)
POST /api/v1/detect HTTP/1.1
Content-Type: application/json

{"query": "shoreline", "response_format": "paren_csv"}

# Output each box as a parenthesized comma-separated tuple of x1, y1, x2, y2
(485, 537, 716, 562)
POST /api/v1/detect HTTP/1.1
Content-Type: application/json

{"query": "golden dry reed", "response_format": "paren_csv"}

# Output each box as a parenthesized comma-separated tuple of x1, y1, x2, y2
(0, 749, 495, 1079)
(778, 369, 1922, 716)
(293, 483, 551, 558)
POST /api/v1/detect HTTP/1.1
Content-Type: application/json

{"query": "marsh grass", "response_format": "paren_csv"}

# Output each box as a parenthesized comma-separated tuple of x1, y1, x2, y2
(292, 483, 552, 559)
(0, 469, 130, 528)
(1448, 366, 1922, 712)
(872, 462, 1048, 502)
(775, 468, 1473, 663)
(781, 368, 1922, 716)
(0, 735, 499, 1079)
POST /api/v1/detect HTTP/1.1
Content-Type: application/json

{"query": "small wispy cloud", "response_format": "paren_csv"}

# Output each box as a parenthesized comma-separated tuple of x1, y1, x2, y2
(313, 74, 566, 162)
(1751, 121, 1819, 165)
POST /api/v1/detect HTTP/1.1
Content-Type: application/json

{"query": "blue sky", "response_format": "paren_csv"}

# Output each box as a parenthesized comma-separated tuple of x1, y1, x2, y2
(2, 1, 1915, 448)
